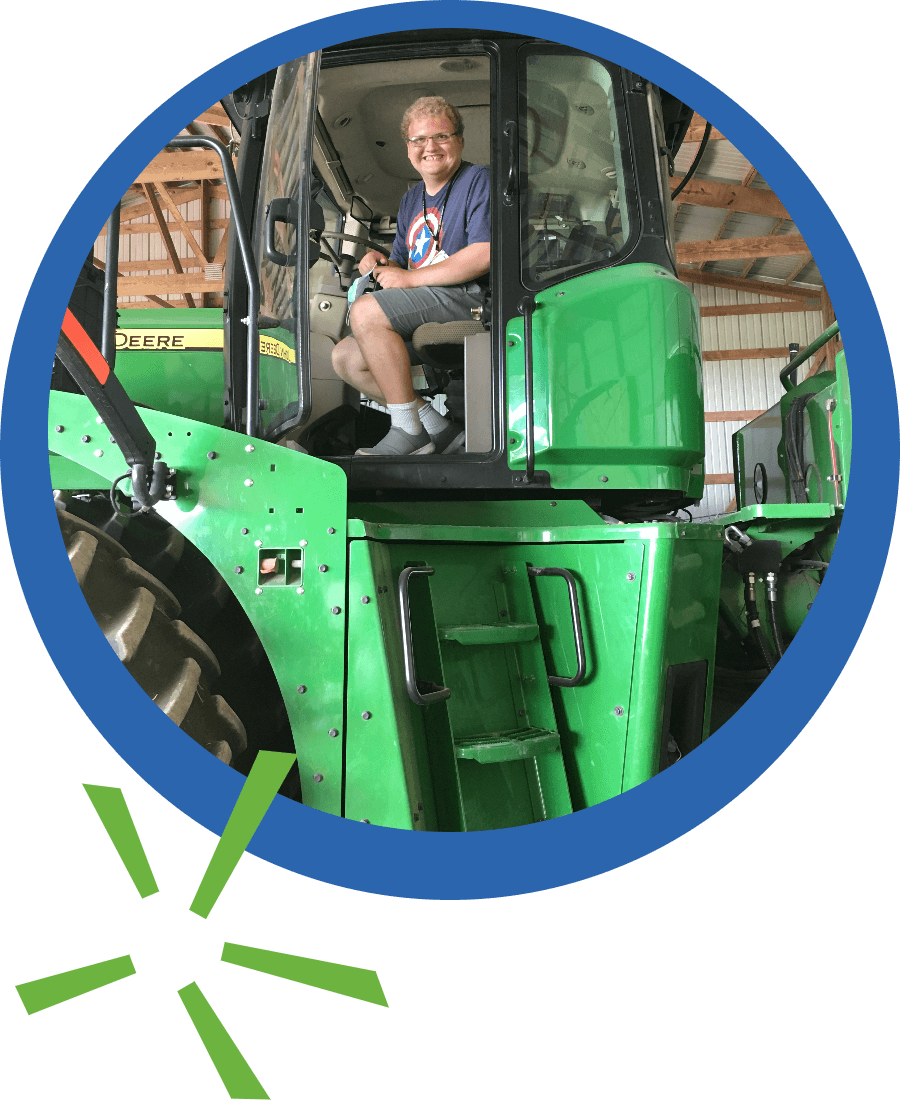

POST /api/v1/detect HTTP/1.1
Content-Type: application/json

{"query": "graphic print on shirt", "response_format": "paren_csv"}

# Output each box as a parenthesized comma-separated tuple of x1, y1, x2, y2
(406, 208, 444, 269)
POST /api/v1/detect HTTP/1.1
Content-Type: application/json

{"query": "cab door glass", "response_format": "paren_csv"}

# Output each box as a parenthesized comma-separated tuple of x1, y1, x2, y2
(520, 50, 633, 287)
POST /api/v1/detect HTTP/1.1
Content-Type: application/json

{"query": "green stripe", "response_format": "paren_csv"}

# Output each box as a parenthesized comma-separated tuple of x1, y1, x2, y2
(178, 982, 269, 1099)
(221, 943, 388, 1007)
(190, 752, 295, 919)
(16, 955, 136, 1014)
(83, 785, 159, 898)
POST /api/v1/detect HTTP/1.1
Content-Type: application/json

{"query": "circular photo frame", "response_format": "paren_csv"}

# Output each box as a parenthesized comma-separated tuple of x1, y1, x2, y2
(3, 1, 896, 900)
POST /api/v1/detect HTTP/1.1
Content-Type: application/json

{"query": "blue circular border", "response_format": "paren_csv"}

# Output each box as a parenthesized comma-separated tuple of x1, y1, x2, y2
(3, 2, 896, 900)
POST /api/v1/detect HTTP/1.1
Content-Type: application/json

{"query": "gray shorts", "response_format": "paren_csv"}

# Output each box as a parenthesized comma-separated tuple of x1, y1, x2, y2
(366, 282, 485, 340)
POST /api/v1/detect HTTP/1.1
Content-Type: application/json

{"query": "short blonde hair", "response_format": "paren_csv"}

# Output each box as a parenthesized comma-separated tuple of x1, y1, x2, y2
(400, 96, 464, 142)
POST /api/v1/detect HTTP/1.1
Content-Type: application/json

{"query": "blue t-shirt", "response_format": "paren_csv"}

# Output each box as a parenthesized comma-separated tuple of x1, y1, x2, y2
(390, 162, 490, 283)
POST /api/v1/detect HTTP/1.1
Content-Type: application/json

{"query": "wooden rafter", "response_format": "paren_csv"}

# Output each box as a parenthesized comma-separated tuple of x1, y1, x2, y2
(700, 301, 821, 317)
(141, 182, 195, 308)
(93, 255, 174, 308)
(98, 218, 229, 238)
(679, 268, 821, 302)
(117, 273, 226, 296)
(683, 114, 726, 142)
(704, 347, 793, 361)
(669, 177, 789, 220)
(155, 183, 209, 266)
(211, 223, 229, 267)
(782, 253, 812, 288)
(677, 233, 807, 264)
(704, 410, 767, 421)
(136, 149, 227, 184)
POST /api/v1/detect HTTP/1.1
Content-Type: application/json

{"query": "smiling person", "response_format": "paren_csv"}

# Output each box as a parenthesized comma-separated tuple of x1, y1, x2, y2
(332, 96, 490, 456)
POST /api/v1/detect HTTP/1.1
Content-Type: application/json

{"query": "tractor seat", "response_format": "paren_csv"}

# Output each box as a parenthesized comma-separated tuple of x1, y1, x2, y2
(412, 320, 486, 399)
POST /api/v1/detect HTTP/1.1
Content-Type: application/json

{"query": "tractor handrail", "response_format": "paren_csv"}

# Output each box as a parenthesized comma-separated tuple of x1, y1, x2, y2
(398, 567, 452, 706)
(165, 137, 261, 436)
(779, 321, 840, 391)
(517, 295, 537, 484)
(527, 567, 587, 687)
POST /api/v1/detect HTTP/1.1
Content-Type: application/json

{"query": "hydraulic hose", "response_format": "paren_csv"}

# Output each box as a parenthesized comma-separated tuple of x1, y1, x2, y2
(745, 572, 777, 672)
(765, 571, 786, 659)
(671, 122, 712, 199)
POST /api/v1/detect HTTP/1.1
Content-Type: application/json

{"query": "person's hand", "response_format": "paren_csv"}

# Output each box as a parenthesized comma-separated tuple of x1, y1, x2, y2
(372, 265, 416, 289)
(359, 251, 387, 277)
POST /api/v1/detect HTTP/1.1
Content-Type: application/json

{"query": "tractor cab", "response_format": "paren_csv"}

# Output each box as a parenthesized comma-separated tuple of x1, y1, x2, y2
(223, 31, 704, 513)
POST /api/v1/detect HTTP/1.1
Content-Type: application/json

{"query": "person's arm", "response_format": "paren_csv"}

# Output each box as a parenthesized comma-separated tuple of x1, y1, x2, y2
(358, 250, 401, 277)
(373, 242, 489, 289)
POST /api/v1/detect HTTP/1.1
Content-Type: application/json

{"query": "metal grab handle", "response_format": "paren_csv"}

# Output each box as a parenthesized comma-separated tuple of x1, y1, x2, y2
(527, 567, 587, 687)
(398, 567, 451, 706)
(264, 197, 298, 265)
(503, 120, 518, 206)
(517, 296, 537, 484)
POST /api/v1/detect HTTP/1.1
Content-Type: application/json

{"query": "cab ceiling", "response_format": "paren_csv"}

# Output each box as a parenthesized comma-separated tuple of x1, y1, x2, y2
(316, 55, 490, 218)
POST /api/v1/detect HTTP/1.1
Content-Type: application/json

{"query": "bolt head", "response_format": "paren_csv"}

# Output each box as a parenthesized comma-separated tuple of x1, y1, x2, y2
(234, 566, 244, 574)
(109, 436, 116, 444)
(361, 595, 370, 604)
(244, 478, 254, 487)
(332, 606, 341, 615)
(550, 501, 557, 507)
(245, 444, 255, 452)
(93, 449, 103, 458)
(296, 587, 304, 594)
(297, 685, 307, 694)
(319, 564, 328, 573)
(361, 711, 372, 720)
(55, 425, 64, 432)
(600, 476, 609, 483)
(361, 819, 371, 824)
(328, 728, 339, 738)
(327, 527, 336, 534)
(614, 706, 624, 717)
(255, 540, 262, 547)
(81, 435, 90, 443)
(241, 528, 249, 535)
(207, 451, 217, 460)
(313, 773, 324, 783)
(255, 587, 263, 595)
(626, 572, 636, 581)
(300, 539, 308, 547)
(155, 452, 161, 459)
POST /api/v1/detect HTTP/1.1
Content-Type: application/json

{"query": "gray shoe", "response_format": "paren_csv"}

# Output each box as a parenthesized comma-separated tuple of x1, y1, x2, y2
(428, 420, 466, 454)
(355, 425, 435, 456)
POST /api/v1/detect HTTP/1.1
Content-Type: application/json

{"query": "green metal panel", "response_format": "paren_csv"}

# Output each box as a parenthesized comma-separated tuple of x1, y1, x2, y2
(506, 263, 704, 494)
(114, 309, 226, 426)
(344, 540, 424, 830)
(49, 456, 111, 490)
(48, 392, 347, 814)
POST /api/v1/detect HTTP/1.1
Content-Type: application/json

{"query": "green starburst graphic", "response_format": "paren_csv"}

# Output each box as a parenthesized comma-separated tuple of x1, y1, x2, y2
(15, 751, 388, 1098)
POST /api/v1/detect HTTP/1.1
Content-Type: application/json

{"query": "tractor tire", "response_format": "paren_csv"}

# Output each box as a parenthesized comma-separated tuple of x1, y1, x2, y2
(57, 506, 247, 765)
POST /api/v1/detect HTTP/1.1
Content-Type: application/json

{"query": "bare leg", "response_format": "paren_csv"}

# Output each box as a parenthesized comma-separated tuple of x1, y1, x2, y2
(331, 335, 386, 404)
(347, 294, 418, 405)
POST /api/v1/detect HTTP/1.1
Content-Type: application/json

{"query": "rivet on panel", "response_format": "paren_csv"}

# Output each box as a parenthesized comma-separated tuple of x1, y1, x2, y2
(55, 425, 64, 433)
(600, 476, 608, 483)
(319, 564, 328, 573)
(313, 773, 324, 783)
(328, 728, 339, 738)
(93, 449, 103, 458)
(244, 478, 254, 487)
(332, 606, 341, 615)
(296, 587, 304, 594)
(245, 444, 255, 452)
(241, 528, 249, 535)
(207, 451, 217, 460)
(626, 572, 636, 581)
(361, 711, 372, 720)
(361, 819, 371, 824)
(614, 706, 624, 717)
(234, 566, 244, 575)
(255, 539, 262, 547)
(255, 587, 263, 595)
(81, 435, 91, 443)
(297, 685, 307, 694)
(361, 596, 370, 604)
(300, 539, 308, 547)
(327, 527, 336, 534)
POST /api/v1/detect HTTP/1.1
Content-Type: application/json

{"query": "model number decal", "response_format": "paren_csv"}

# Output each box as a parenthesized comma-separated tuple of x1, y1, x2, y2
(116, 328, 295, 363)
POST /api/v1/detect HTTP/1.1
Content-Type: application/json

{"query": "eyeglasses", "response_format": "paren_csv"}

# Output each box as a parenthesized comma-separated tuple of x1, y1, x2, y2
(407, 130, 460, 147)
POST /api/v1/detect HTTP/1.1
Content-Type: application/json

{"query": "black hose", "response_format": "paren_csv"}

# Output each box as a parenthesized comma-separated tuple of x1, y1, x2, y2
(745, 575, 777, 672)
(767, 599, 786, 659)
(671, 122, 712, 199)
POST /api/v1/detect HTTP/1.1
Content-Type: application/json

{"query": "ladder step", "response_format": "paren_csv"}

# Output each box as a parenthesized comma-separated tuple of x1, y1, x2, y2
(438, 622, 539, 645)
(453, 727, 560, 764)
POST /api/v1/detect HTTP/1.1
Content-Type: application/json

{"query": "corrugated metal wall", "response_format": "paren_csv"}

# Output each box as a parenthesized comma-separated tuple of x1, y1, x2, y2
(687, 281, 824, 519)
(94, 193, 230, 307)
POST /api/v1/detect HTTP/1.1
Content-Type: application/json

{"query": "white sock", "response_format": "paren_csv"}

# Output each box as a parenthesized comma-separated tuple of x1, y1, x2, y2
(386, 400, 423, 435)
(417, 400, 450, 435)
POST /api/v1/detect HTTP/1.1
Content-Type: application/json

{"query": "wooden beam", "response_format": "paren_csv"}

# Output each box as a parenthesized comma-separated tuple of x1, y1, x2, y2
(156, 182, 209, 265)
(740, 216, 786, 278)
(678, 268, 822, 302)
(200, 179, 212, 307)
(704, 410, 767, 422)
(118, 298, 223, 310)
(705, 473, 735, 485)
(98, 218, 229, 237)
(117, 274, 226, 295)
(194, 103, 231, 127)
(91, 255, 175, 308)
(116, 184, 228, 223)
(677, 234, 808, 264)
(135, 149, 228, 184)
(684, 113, 726, 142)
(211, 223, 229, 267)
(782, 254, 812, 287)
(703, 347, 791, 362)
(700, 302, 822, 317)
(669, 177, 789, 220)
(142, 182, 195, 308)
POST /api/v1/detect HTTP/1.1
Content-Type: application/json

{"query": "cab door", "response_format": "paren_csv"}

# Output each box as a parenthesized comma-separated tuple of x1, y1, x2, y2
(243, 52, 321, 440)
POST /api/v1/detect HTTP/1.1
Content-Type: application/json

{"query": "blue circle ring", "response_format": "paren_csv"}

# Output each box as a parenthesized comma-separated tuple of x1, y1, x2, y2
(3, 2, 896, 899)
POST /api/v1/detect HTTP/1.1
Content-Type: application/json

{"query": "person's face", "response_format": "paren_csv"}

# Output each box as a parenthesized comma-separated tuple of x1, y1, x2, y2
(406, 113, 463, 192)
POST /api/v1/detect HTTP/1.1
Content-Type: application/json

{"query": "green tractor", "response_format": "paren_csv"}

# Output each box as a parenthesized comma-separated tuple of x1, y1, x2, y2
(48, 31, 847, 831)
